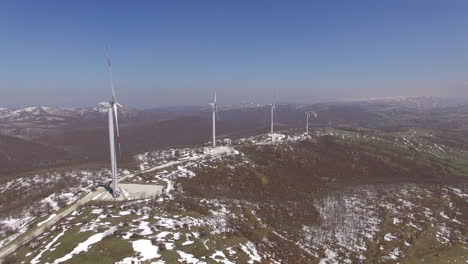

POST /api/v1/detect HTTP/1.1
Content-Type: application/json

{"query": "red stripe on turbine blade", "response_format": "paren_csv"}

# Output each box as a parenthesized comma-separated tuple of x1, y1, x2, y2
(117, 136, 120, 143)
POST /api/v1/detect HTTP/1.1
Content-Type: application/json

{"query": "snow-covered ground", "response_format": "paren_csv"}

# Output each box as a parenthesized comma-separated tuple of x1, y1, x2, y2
(4, 131, 468, 263)
(296, 184, 468, 263)
(17, 180, 466, 263)
(0, 168, 131, 247)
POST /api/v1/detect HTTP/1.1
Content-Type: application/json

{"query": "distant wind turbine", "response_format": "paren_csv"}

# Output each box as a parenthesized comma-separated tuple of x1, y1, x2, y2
(306, 111, 317, 134)
(209, 92, 218, 147)
(99, 48, 123, 198)
(270, 91, 278, 136)
(270, 103, 275, 134)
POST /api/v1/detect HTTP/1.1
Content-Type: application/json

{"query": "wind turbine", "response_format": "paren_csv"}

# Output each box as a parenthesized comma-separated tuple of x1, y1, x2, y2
(209, 92, 218, 147)
(306, 111, 317, 134)
(270, 91, 278, 139)
(99, 48, 123, 198)
(270, 103, 275, 134)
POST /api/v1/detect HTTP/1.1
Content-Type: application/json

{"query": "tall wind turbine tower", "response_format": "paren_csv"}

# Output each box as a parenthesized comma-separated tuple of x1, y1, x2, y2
(99, 48, 123, 198)
(209, 92, 218, 147)
(270, 103, 275, 134)
(270, 90, 278, 136)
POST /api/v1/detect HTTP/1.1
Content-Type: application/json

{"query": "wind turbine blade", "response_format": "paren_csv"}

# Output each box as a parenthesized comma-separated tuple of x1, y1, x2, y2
(274, 88, 279, 105)
(106, 46, 117, 103)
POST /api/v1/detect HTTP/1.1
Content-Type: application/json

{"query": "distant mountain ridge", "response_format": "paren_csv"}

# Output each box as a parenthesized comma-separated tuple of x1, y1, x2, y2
(0, 106, 145, 123)
(3, 97, 468, 175)
(3, 97, 467, 133)
(0, 106, 163, 143)
(342, 96, 468, 110)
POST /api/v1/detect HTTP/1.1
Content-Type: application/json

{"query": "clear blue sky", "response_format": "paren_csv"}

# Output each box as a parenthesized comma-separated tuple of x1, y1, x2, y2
(1, 0, 468, 108)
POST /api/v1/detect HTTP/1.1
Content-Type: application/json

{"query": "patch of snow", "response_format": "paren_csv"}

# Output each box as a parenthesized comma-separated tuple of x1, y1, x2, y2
(384, 233, 397, 241)
(165, 242, 175, 250)
(440, 211, 449, 219)
(123, 232, 133, 239)
(156, 231, 172, 239)
(31, 228, 67, 264)
(137, 221, 153, 236)
(382, 247, 403, 260)
(319, 248, 338, 264)
(91, 208, 104, 214)
(116, 257, 140, 264)
(436, 223, 451, 245)
(178, 250, 207, 264)
(210, 250, 235, 264)
(37, 214, 57, 227)
(53, 226, 117, 263)
(240, 242, 262, 264)
(132, 239, 160, 260)
(449, 187, 468, 198)
(119, 210, 132, 216)
(40, 194, 60, 211)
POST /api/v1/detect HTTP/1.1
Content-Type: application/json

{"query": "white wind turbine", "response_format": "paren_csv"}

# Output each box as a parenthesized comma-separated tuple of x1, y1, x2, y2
(209, 92, 218, 147)
(270, 91, 278, 139)
(99, 49, 123, 198)
(270, 103, 275, 134)
(305, 111, 317, 134)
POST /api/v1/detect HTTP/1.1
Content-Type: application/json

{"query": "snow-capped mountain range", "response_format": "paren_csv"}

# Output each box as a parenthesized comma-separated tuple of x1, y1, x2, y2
(0, 106, 161, 141)
(2, 96, 468, 140)
(2, 96, 466, 121)
(0, 106, 144, 123)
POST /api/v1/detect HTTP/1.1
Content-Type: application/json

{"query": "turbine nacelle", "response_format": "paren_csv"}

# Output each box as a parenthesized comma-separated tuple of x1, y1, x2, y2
(305, 111, 317, 118)
(99, 102, 112, 108)
(209, 103, 217, 111)
(270, 104, 276, 111)
(210, 92, 217, 111)
(99, 102, 123, 109)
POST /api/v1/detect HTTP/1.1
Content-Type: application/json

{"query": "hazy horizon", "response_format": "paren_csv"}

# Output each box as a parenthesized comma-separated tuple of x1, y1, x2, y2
(2, 0, 468, 108)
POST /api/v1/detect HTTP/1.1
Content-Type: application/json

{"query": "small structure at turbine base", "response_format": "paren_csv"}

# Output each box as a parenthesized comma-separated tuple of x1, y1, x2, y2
(268, 133, 285, 143)
(204, 145, 236, 155)
(96, 183, 164, 201)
